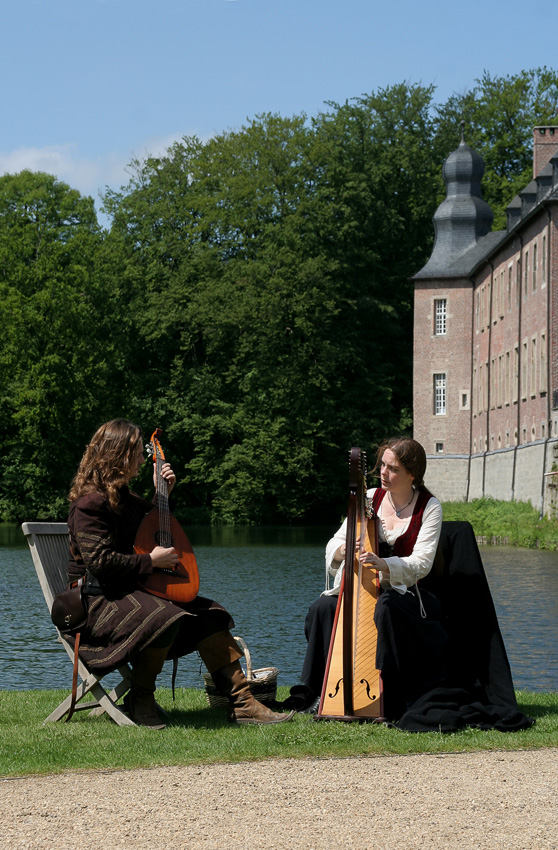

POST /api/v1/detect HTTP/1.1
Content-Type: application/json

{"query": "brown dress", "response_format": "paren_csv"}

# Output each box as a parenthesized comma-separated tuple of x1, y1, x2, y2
(67, 486, 232, 673)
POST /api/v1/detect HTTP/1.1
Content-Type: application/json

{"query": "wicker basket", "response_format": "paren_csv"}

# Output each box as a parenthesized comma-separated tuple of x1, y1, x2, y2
(203, 636, 279, 709)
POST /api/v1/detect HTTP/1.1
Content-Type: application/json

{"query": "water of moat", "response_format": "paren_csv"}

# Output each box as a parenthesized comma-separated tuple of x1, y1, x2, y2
(1, 524, 557, 693)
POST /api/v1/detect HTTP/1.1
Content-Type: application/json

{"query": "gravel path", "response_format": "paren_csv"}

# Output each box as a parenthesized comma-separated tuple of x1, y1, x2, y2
(1, 749, 558, 849)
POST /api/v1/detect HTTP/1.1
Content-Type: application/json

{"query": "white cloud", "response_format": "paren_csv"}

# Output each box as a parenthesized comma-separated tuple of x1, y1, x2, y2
(0, 144, 121, 201)
(0, 132, 190, 204)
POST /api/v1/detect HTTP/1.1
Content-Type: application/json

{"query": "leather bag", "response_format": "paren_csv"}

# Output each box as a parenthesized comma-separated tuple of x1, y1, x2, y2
(50, 579, 88, 721)
(51, 581, 87, 634)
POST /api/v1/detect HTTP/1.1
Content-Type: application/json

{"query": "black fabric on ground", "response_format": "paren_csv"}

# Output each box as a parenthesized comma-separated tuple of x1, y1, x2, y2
(374, 585, 449, 721)
(395, 685, 532, 732)
(396, 521, 533, 732)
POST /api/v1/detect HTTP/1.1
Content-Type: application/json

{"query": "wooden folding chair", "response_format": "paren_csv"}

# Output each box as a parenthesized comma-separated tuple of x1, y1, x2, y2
(22, 521, 135, 726)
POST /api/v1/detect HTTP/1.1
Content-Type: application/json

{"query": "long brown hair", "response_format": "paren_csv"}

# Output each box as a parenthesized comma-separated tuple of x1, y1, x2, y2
(374, 437, 427, 489)
(69, 419, 143, 511)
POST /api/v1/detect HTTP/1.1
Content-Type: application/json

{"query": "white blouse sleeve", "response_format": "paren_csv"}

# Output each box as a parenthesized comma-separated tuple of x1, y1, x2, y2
(381, 497, 442, 593)
(323, 518, 348, 595)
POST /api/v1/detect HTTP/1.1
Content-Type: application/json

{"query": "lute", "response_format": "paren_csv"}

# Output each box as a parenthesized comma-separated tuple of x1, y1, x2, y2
(134, 428, 200, 604)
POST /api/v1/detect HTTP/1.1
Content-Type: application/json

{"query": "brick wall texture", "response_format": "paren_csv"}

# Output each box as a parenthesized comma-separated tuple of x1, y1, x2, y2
(413, 199, 558, 515)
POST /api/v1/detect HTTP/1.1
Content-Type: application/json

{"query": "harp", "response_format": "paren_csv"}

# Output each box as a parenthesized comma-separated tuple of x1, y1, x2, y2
(316, 447, 383, 721)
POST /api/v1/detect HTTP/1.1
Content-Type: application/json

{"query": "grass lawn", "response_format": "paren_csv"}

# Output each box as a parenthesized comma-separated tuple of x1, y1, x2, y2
(1, 687, 557, 778)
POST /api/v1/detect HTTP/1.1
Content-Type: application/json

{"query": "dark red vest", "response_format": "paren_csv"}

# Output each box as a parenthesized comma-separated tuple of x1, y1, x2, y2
(371, 488, 433, 557)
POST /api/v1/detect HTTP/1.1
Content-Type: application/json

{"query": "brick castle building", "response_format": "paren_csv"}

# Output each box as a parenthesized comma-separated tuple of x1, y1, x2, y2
(413, 126, 558, 515)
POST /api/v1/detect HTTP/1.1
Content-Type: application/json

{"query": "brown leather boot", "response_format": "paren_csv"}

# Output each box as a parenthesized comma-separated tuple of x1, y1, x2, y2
(125, 644, 171, 730)
(211, 661, 296, 725)
(125, 689, 166, 730)
(196, 630, 244, 672)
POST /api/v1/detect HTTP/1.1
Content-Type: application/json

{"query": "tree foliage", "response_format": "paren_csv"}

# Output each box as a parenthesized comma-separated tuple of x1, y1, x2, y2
(0, 172, 127, 519)
(1, 69, 557, 523)
(102, 90, 440, 522)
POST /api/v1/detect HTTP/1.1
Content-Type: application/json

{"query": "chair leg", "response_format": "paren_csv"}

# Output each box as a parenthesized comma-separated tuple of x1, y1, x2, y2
(46, 647, 136, 726)
(44, 671, 99, 723)
(88, 682, 136, 727)
(45, 679, 135, 727)
(88, 665, 132, 717)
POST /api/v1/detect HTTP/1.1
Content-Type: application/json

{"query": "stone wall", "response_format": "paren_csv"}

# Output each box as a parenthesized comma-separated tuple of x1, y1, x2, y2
(423, 438, 558, 516)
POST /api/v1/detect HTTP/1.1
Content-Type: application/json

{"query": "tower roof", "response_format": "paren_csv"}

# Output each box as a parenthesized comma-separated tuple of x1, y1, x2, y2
(414, 131, 494, 279)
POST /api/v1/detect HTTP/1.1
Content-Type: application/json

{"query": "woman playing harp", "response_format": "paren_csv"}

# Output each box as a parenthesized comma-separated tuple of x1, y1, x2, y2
(296, 437, 447, 721)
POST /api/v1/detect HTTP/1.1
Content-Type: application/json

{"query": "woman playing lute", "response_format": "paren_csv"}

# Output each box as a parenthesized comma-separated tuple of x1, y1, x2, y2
(67, 418, 294, 729)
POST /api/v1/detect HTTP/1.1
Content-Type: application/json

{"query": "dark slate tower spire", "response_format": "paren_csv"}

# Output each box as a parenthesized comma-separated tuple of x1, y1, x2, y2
(416, 127, 494, 276)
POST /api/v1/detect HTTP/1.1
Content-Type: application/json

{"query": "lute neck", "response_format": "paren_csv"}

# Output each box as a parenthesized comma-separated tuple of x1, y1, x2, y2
(155, 453, 172, 547)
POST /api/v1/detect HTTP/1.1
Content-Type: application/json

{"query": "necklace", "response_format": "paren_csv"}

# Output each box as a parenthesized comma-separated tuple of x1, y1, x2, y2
(387, 491, 415, 517)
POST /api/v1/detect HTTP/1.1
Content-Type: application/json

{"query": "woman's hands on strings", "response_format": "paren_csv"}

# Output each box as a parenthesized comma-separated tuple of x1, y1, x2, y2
(151, 545, 179, 569)
(150, 461, 178, 569)
(334, 542, 391, 576)
(359, 549, 390, 576)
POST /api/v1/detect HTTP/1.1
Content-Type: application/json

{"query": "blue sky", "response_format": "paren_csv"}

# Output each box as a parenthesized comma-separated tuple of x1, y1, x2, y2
(1, 0, 557, 216)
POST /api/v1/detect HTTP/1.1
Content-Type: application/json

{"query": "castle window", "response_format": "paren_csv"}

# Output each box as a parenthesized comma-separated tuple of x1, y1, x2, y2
(531, 337, 537, 397)
(507, 265, 512, 311)
(542, 235, 547, 288)
(435, 442, 444, 454)
(472, 367, 477, 415)
(434, 299, 447, 335)
(541, 332, 547, 393)
(516, 260, 521, 306)
(524, 250, 529, 298)
(522, 340, 528, 400)
(513, 345, 519, 403)
(533, 242, 538, 292)
(434, 373, 446, 415)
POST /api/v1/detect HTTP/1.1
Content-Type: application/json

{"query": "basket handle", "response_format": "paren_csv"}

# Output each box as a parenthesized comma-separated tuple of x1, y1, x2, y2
(233, 636, 252, 680)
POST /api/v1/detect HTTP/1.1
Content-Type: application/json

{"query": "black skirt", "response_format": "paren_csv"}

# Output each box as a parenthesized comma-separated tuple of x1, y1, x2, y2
(300, 586, 448, 717)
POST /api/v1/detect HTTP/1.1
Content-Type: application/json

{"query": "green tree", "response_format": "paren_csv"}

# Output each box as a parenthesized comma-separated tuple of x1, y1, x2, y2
(104, 91, 440, 523)
(309, 83, 440, 443)
(105, 116, 338, 522)
(0, 171, 123, 520)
